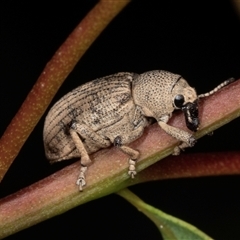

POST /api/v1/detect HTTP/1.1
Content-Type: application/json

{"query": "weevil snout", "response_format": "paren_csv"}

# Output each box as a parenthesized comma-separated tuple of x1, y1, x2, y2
(173, 94, 199, 132)
(182, 101, 199, 132)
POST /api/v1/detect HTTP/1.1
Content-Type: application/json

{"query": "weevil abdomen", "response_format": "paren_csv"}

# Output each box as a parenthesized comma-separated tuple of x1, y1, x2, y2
(43, 72, 142, 161)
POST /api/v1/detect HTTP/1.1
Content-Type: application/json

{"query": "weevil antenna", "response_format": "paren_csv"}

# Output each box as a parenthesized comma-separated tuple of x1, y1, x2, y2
(198, 77, 235, 98)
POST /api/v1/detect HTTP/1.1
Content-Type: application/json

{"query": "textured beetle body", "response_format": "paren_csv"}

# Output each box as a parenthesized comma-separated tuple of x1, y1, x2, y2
(43, 70, 233, 190)
(44, 72, 149, 162)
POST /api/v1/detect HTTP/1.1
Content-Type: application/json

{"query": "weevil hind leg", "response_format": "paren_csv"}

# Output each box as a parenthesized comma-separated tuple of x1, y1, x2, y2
(69, 128, 90, 191)
(76, 165, 88, 191)
(69, 122, 112, 191)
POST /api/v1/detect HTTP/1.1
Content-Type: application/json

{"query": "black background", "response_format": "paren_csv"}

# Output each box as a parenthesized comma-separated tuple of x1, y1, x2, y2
(1, 1, 240, 239)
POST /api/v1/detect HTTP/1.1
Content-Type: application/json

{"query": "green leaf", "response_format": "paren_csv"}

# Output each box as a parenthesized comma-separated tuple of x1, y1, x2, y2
(117, 189, 213, 240)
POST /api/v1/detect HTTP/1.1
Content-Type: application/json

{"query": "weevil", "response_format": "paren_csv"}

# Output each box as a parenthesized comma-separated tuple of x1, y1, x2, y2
(43, 70, 234, 191)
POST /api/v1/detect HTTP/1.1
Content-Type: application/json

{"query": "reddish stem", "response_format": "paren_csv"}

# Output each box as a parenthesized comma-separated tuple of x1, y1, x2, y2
(0, 79, 239, 238)
(133, 152, 240, 184)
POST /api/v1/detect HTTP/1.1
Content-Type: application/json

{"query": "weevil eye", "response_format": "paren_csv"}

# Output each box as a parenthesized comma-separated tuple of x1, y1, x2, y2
(174, 94, 185, 108)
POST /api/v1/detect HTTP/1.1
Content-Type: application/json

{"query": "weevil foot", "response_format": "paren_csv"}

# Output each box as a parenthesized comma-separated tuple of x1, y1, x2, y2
(173, 137, 197, 155)
(128, 159, 137, 178)
(76, 178, 86, 191)
(189, 136, 197, 147)
(76, 166, 87, 191)
(172, 146, 181, 155)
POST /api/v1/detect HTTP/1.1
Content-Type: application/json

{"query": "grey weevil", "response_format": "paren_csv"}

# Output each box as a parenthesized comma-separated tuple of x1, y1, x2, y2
(43, 70, 234, 191)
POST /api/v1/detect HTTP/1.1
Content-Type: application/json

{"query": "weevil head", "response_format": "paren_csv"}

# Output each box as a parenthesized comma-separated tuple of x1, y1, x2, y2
(172, 78, 199, 132)
(132, 70, 199, 132)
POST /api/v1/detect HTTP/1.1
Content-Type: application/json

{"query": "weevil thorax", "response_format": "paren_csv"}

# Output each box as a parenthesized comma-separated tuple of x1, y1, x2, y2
(132, 70, 181, 119)
(132, 70, 199, 132)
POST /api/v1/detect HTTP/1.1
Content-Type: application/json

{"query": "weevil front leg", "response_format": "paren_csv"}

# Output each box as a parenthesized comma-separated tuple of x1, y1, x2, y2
(158, 116, 196, 155)
(69, 121, 111, 191)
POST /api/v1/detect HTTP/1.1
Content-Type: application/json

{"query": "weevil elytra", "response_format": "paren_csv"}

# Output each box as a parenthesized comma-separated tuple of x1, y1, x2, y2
(43, 70, 234, 191)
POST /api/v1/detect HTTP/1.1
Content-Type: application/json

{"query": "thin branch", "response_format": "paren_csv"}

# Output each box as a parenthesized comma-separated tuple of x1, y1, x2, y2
(0, 78, 239, 238)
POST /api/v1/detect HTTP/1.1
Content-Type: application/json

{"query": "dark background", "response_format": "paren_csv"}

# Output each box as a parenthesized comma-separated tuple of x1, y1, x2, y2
(1, 0, 240, 239)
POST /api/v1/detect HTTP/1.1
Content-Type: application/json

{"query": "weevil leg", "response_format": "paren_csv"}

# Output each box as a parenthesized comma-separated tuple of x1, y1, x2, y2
(69, 127, 91, 165)
(69, 128, 90, 191)
(172, 142, 189, 155)
(121, 145, 140, 178)
(114, 136, 140, 178)
(128, 158, 137, 178)
(76, 165, 87, 192)
(69, 122, 111, 191)
(158, 121, 196, 155)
